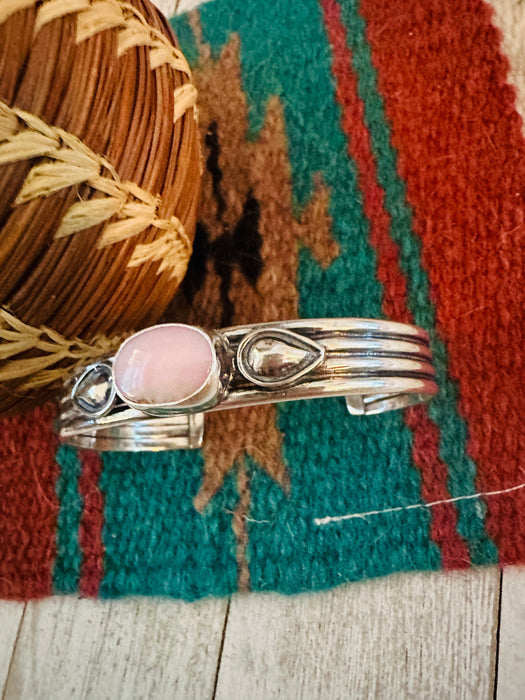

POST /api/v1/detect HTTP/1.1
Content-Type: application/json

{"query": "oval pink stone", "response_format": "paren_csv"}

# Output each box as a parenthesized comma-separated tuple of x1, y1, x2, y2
(113, 325, 214, 406)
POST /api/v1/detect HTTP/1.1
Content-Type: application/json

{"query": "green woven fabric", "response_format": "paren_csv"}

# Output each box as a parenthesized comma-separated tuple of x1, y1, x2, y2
(2, 0, 524, 601)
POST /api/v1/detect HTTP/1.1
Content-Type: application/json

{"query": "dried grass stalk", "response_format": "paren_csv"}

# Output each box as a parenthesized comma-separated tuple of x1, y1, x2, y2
(0, 0, 201, 414)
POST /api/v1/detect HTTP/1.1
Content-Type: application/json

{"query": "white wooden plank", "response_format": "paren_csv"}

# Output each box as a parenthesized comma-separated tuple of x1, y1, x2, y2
(215, 569, 500, 700)
(0, 602, 25, 694)
(152, 0, 211, 18)
(496, 566, 525, 700)
(152, 0, 177, 16)
(2, 595, 229, 700)
(488, 0, 525, 127)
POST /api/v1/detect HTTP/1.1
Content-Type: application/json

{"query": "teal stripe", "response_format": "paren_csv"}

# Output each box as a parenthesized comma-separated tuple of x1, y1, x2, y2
(172, 13, 199, 65)
(99, 450, 238, 600)
(176, 0, 443, 590)
(53, 446, 83, 594)
(338, 0, 497, 564)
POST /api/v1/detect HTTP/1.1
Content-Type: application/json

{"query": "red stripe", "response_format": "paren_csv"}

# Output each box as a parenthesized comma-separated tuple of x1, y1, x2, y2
(0, 404, 59, 599)
(360, 0, 525, 564)
(321, 0, 470, 568)
(78, 450, 104, 597)
(321, 0, 409, 322)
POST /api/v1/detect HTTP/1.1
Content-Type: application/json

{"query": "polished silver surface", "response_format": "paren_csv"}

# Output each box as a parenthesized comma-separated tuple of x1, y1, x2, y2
(56, 318, 438, 451)
(236, 328, 325, 387)
(59, 378, 205, 451)
(71, 363, 115, 416)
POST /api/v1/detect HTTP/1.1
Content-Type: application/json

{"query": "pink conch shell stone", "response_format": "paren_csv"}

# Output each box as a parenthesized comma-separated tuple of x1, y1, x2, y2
(113, 325, 214, 405)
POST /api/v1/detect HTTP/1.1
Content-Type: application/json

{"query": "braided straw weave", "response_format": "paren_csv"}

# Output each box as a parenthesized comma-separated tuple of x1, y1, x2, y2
(0, 0, 201, 415)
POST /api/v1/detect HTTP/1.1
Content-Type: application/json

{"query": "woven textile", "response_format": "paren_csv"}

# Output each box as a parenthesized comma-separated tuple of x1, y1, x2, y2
(1, 0, 524, 600)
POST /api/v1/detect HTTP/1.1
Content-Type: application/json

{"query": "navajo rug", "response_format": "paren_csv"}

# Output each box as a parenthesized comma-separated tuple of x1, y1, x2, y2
(1, 0, 524, 600)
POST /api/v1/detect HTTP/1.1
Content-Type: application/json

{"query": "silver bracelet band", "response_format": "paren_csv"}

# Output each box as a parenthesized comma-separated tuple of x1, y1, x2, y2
(57, 318, 438, 451)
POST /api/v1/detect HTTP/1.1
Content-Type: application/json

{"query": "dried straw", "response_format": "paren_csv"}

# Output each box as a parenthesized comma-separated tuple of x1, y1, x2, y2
(0, 0, 201, 414)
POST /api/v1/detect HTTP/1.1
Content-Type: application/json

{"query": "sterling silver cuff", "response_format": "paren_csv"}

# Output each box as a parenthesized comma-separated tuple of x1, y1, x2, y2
(56, 318, 438, 451)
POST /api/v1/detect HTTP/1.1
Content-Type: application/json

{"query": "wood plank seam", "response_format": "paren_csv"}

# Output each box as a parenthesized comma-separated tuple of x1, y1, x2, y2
(212, 597, 231, 700)
(0, 604, 26, 700)
(493, 570, 503, 700)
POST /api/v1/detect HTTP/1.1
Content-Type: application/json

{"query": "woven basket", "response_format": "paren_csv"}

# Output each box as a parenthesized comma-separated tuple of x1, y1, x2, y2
(0, 0, 201, 415)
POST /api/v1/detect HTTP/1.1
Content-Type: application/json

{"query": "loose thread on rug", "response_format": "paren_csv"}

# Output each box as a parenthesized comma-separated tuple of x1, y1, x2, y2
(314, 481, 525, 526)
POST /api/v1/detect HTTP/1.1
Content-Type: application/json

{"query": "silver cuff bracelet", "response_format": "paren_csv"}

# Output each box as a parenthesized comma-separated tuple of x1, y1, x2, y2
(56, 318, 438, 451)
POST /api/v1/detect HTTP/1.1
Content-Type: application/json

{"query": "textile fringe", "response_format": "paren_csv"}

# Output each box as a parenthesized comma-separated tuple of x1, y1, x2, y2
(0, 100, 192, 278)
(1, 0, 198, 123)
(0, 308, 121, 389)
(314, 481, 525, 526)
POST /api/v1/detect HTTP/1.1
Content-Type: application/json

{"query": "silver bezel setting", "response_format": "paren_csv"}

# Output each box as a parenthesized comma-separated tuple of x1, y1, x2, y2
(112, 323, 223, 415)
(71, 362, 116, 417)
(236, 327, 325, 388)
(57, 317, 439, 451)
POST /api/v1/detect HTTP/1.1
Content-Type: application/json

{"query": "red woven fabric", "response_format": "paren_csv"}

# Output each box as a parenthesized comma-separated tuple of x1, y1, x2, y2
(361, 0, 525, 563)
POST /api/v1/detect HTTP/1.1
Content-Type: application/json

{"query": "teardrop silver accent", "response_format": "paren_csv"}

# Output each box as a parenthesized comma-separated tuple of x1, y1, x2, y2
(236, 328, 325, 388)
(71, 363, 116, 416)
